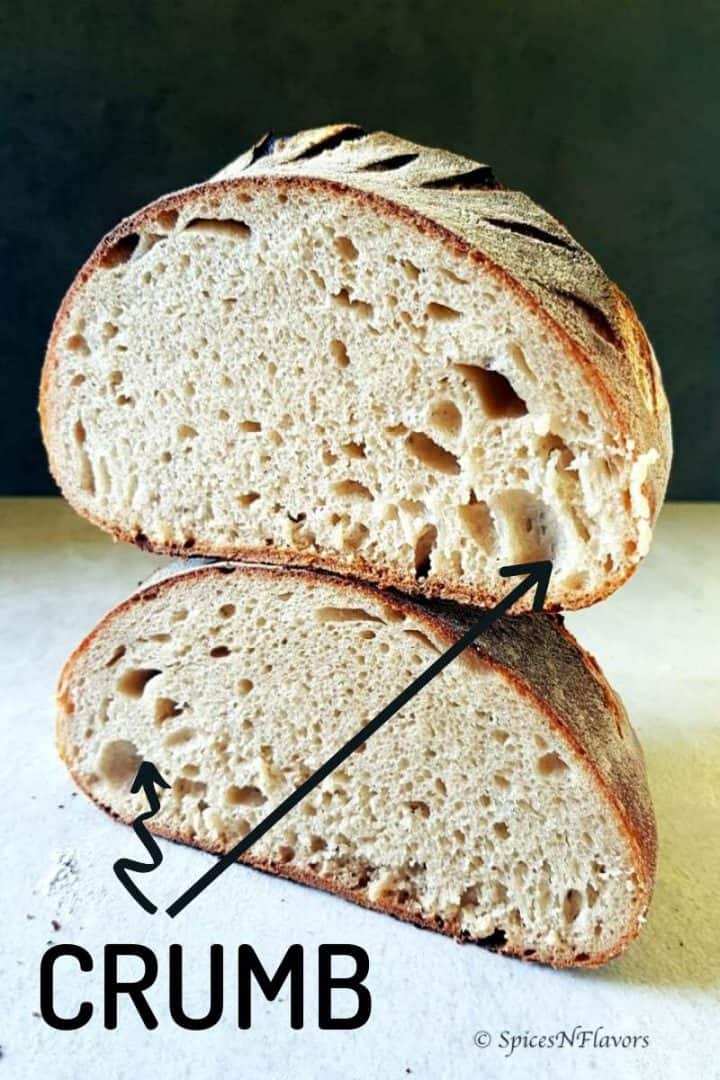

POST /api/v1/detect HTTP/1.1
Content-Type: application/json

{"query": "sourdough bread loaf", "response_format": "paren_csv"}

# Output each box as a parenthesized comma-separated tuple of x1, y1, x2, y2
(41, 124, 672, 611)
(57, 560, 656, 967)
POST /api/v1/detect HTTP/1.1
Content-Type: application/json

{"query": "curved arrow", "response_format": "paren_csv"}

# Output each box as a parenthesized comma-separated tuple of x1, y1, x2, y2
(113, 761, 170, 914)
(167, 560, 552, 917)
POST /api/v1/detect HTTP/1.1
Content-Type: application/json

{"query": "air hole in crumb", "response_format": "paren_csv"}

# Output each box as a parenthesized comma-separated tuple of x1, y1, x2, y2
(225, 784, 266, 807)
(73, 420, 86, 444)
(309, 834, 327, 852)
(334, 235, 359, 260)
(458, 498, 496, 552)
(404, 628, 440, 653)
(330, 339, 349, 368)
(185, 218, 251, 238)
(381, 604, 406, 623)
(240, 420, 262, 433)
(173, 777, 206, 798)
(405, 800, 430, 818)
(99, 233, 140, 268)
(117, 668, 161, 699)
(67, 334, 90, 355)
(219, 604, 236, 618)
(210, 645, 230, 658)
(342, 522, 369, 551)
(238, 492, 260, 507)
(563, 889, 583, 923)
(316, 606, 384, 624)
(537, 751, 568, 776)
(340, 441, 365, 459)
(70, 373, 86, 386)
(78, 449, 95, 494)
(154, 697, 182, 725)
(105, 644, 126, 668)
(238, 678, 254, 695)
(401, 258, 421, 281)
(493, 882, 508, 904)
(492, 729, 510, 744)
(494, 773, 510, 789)
(385, 422, 408, 437)
(277, 846, 295, 863)
(98, 739, 141, 785)
(332, 288, 373, 318)
(414, 524, 437, 579)
(406, 431, 460, 475)
(493, 821, 510, 839)
(426, 301, 461, 320)
(539, 432, 575, 470)
(428, 399, 462, 438)
(177, 424, 197, 440)
(454, 363, 527, 418)
(164, 727, 194, 747)
(587, 883, 599, 908)
(494, 490, 556, 563)
(332, 479, 373, 500)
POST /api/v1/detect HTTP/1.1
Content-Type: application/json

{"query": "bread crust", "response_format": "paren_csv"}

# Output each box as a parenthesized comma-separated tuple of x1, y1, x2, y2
(40, 126, 672, 612)
(56, 560, 656, 968)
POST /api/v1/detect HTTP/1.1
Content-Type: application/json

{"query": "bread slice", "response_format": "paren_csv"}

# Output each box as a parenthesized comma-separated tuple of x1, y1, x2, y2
(40, 124, 671, 612)
(57, 560, 655, 967)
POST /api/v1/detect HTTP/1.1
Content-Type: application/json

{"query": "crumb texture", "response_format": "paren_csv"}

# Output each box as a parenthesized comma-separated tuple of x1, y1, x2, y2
(57, 564, 654, 967)
(42, 127, 671, 610)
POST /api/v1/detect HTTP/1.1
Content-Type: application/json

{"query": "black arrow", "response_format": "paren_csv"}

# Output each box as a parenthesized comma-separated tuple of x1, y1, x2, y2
(113, 761, 170, 914)
(166, 560, 552, 918)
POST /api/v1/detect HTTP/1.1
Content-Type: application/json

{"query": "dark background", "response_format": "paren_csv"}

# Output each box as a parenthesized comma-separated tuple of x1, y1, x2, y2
(2, 0, 718, 497)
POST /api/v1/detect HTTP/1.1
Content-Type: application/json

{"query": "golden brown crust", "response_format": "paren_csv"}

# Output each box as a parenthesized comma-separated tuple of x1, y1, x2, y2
(40, 126, 672, 611)
(56, 560, 656, 967)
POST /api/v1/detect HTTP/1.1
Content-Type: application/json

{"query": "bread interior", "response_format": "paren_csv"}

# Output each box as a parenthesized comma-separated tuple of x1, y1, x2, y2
(47, 182, 656, 606)
(59, 568, 641, 964)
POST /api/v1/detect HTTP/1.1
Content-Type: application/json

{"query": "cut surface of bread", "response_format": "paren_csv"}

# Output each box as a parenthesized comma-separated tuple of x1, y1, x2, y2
(57, 561, 656, 967)
(41, 124, 671, 611)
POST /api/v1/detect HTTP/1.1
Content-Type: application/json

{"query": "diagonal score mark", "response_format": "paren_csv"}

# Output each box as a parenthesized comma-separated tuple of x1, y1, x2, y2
(166, 560, 552, 917)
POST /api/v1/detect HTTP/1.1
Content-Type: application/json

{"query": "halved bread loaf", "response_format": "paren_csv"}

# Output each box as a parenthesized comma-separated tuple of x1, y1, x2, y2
(57, 561, 655, 967)
(41, 124, 671, 611)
